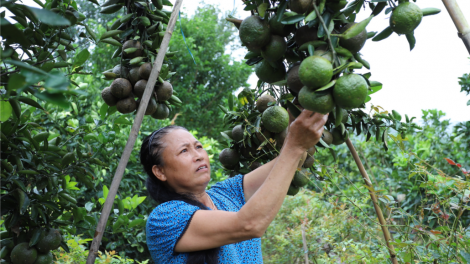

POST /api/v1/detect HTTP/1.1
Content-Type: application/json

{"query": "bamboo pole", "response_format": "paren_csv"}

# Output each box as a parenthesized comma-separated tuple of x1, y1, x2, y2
(301, 222, 309, 264)
(345, 139, 398, 264)
(442, 0, 470, 54)
(85, 0, 184, 262)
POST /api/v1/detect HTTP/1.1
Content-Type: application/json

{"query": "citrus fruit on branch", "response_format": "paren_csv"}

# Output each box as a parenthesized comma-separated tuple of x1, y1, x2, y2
(218, 0, 438, 195)
(99, 1, 182, 119)
(390, 2, 423, 35)
(299, 55, 333, 89)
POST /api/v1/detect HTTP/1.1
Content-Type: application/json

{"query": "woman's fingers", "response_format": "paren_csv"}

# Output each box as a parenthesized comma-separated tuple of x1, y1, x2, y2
(287, 110, 329, 150)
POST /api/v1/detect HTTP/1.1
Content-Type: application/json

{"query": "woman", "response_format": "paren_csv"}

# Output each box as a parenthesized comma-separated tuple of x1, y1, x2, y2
(141, 109, 327, 263)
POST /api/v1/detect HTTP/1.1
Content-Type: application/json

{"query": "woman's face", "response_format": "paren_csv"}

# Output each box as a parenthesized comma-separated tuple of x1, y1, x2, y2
(156, 129, 211, 194)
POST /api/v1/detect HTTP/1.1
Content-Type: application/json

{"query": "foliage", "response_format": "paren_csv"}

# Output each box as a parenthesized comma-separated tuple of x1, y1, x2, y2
(263, 190, 389, 263)
(1, 0, 468, 262)
(168, 5, 253, 138)
(262, 109, 470, 263)
(55, 233, 150, 263)
(0, 0, 98, 261)
(459, 57, 470, 106)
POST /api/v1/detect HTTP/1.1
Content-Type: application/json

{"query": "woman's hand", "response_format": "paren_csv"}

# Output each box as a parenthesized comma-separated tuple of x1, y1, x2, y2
(285, 110, 328, 152)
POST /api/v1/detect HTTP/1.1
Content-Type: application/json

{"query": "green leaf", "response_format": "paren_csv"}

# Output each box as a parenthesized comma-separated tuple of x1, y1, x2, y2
(13, 189, 30, 215)
(315, 80, 336, 92)
(100, 104, 108, 120)
(228, 94, 234, 111)
(405, 32, 416, 51)
(29, 228, 44, 247)
(286, 100, 301, 118)
(281, 14, 305, 25)
(26, 7, 71, 26)
(73, 49, 90, 68)
(0, 101, 13, 122)
(7, 73, 28, 91)
(103, 185, 109, 199)
(34, 91, 70, 109)
(162, 0, 172, 6)
(305, 10, 317, 22)
(114, 115, 132, 125)
(128, 218, 145, 228)
(372, 26, 393, 42)
(341, 15, 373, 40)
(60, 241, 70, 253)
(18, 96, 44, 110)
(318, 138, 331, 148)
(0, 18, 31, 47)
(308, 44, 315, 57)
(4, 60, 49, 76)
(368, 81, 382, 95)
(271, 79, 287, 86)
(258, 3, 269, 18)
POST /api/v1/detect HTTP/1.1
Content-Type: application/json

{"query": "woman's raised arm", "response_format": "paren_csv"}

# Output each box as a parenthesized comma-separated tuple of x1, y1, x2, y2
(174, 110, 327, 253)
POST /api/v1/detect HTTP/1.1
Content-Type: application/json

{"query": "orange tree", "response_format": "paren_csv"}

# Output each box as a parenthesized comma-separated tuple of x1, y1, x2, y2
(0, 0, 100, 262)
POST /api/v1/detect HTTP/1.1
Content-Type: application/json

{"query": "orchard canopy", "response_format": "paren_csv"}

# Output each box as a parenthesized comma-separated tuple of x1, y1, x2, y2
(1, 0, 469, 263)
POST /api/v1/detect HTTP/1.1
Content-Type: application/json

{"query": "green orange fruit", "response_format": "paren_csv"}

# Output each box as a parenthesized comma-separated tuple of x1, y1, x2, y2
(298, 87, 335, 114)
(256, 93, 276, 113)
(239, 15, 271, 52)
(299, 55, 333, 89)
(261, 106, 289, 133)
(11, 242, 37, 264)
(339, 23, 367, 53)
(255, 60, 286, 84)
(219, 148, 240, 169)
(332, 74, 368, 110)
(36, 228, 62, 253)
(261, 35, 287, 62)
(390, 2, 423, 34)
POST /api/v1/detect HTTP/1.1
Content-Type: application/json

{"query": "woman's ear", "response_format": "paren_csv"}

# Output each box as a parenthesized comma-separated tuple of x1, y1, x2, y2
(152, 165, 167, 182)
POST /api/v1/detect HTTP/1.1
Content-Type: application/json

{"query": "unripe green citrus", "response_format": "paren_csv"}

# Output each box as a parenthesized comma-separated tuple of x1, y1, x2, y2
(298, 87, 335, 114)
(261, 35, 287, 63)
(232, 125, 244, 142)
(339, 23, 367, 53)
(299, 56, 333, 89)
(219, 148, 240, 169)
(332, 74, 368, 110)
(261, 106, 289, 133)
(255, 60, 286, 84)
(239, 15, 271, 52)
(390, 2, 423, 34)
(331, 127, 345, 145)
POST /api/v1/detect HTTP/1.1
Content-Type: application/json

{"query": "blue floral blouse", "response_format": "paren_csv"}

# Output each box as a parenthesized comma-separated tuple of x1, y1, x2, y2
(146, 174, 263, 263)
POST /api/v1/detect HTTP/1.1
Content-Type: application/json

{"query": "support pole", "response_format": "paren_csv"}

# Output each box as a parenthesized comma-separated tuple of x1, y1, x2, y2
(345, 139, 398, 264)
(86, 0, 184, 262)
(301, 222, 309, 264)
(442, 0, 470, 54)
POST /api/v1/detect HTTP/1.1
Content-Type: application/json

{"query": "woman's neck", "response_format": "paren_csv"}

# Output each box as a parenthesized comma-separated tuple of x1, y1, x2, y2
(193, 191, 212, 208)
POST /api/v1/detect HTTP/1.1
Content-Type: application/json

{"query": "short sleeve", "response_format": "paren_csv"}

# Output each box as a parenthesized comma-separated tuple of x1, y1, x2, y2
(207, 174, 245, 210)
(146, 201, 200, 263)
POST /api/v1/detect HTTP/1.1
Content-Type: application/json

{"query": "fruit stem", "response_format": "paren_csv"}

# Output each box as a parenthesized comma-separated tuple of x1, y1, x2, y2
(345, 138, 399, 264)
(312, 1, 341, 68)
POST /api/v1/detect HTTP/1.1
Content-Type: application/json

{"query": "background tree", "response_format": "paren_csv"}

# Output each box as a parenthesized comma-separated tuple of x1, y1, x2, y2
(168, 5, 253, 138)
(459, 57, 470, 106)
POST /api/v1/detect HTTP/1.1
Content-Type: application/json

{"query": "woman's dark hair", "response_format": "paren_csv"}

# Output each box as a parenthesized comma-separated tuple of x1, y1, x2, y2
(140, 125, 219, 264)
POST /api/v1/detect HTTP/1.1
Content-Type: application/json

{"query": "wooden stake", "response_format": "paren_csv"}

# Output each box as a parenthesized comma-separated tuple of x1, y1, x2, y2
(301, 222, 309, 264)
(85, 0, 184, 262)
(442, 0, 470, 54)
(345, 139, 398, 264)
